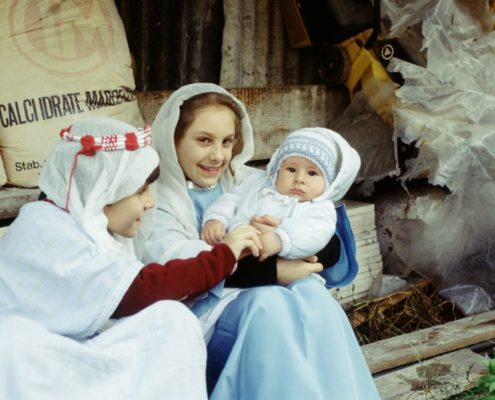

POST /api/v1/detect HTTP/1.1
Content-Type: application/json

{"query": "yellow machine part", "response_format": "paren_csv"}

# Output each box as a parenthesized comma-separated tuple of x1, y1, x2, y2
(340, 29, 391, 96)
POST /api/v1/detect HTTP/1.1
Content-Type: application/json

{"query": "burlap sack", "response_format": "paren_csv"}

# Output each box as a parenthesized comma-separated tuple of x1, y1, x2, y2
(0, 0, 143, 188)
(0, 156, 6, 186)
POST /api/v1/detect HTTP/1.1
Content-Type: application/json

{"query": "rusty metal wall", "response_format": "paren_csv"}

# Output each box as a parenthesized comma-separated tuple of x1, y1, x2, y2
(115, 0, 224, 90)
(114, 0, 320, 90)
(220, 0, 319, 87)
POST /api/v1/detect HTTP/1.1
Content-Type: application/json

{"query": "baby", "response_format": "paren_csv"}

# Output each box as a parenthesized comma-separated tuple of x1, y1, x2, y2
(202, 127, 361, 261)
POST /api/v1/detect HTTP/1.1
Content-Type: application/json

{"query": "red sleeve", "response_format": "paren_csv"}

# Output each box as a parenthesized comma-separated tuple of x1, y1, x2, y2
(112, 244, 237, 318)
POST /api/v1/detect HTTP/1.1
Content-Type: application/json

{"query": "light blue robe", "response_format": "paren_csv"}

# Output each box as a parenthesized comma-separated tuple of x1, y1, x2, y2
(188, 184, 226, 318)
(188, 189, 379, 399)
(207, 278, 379, 400)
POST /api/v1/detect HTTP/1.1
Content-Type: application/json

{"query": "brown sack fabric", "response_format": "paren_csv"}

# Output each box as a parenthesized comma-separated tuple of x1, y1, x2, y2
(0, 156, 6, 186)
(0, 0, 143, 187)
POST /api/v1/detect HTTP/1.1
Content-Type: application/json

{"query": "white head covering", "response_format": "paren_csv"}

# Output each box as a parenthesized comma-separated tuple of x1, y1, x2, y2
(150, 83, 255, 237)
(38, 117, 159, 255)
(267, 127, 361, 202)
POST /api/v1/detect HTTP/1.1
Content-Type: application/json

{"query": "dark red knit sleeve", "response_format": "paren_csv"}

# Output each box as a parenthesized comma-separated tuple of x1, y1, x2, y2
(112, 243, 237, 318)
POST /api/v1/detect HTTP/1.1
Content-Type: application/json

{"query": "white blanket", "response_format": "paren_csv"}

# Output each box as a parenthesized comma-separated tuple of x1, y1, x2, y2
(0, 301, 207, 399)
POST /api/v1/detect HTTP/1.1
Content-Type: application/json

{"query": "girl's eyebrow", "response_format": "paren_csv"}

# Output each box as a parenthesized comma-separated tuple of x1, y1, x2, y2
(191, 130, 235, 138)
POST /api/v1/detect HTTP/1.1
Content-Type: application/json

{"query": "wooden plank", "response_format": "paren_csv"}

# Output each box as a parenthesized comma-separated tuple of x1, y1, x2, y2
(349, 215, 376, 228)
(0, 187, 40, 219)
(135, 85, 348, 161)
(345, 200, 375, 217)
(354, 229, 377, 242)
(350, 223, 377, 235)
(331, 261, 382, 303)
(362, 310, 495, 374)
(374, 348, 488, 400)
(357, 251, 381, 263)
(352, 218, 376, 228)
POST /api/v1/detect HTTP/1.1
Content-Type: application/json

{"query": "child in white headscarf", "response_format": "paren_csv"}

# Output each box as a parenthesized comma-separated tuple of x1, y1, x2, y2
(202, 127, 361, 262)
(0, 117, 260, 400)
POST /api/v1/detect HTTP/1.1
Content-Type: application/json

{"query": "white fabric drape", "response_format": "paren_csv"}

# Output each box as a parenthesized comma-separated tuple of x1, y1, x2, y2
(0, 302, 207, 400)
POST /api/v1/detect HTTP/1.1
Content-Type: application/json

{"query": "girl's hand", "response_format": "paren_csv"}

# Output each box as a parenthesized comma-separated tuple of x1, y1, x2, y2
(201, 220, 226, 244)
(275, 257, 323, 286)
(258, 232, 283, 261)
(223, 225, 262, 260)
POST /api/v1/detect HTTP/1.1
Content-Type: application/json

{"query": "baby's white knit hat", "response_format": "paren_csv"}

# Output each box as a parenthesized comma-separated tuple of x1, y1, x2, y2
(266, 127, 361, 202)
(267, 127, 339, 188)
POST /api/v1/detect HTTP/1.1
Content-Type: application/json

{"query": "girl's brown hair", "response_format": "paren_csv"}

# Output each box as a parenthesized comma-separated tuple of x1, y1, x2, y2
(174, 92, 244, 173)
(145, 166, 160, 185)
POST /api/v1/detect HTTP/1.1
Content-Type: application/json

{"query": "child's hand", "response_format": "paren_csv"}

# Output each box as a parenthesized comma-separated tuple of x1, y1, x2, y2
(250, 214, 280, 233)
(258, 232, 283, 261)
(223, 224, 262, 260)
(201, 220, 226, 245)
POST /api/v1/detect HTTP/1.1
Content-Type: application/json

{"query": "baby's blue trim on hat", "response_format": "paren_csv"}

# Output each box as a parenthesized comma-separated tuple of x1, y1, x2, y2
(268, 135, 338, 189)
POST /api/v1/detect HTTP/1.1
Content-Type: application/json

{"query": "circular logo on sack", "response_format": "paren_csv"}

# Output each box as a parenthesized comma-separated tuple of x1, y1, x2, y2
(9, 0, 121, 76)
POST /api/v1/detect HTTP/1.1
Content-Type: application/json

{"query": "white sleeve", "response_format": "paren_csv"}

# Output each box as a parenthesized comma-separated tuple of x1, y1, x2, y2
(203, 170, 265, 228)
(276, 202, 337, 259)
(143, 208, 212, 264)
(202, 188, 244, 228)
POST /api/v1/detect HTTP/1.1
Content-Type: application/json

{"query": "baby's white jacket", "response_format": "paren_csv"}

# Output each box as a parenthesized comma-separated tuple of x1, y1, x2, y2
(203, 170, 337, 259)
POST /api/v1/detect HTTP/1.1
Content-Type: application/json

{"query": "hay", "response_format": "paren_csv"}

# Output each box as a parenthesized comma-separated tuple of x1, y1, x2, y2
(345, 278, 465, 345)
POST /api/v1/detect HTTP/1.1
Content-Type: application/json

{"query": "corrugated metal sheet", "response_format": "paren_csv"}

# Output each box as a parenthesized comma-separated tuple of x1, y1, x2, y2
(114, 0, 320, 90)
(115, 0, 224, 90)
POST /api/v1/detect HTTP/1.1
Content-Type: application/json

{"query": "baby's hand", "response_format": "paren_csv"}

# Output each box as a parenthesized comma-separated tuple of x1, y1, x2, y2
(250, 215, 281, 233)
(223, 224, 262, 260)
(201, 220, 226, 245)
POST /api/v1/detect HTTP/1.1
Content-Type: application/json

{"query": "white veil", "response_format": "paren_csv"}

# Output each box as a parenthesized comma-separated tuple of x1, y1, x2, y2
(39, 117, 159, 255)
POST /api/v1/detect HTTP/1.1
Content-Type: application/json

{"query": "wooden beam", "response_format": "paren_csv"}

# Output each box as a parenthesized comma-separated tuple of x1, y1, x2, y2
(374, 348, 488, 400)
(0, 187, 40, 219)
(362, 310, 495, 374)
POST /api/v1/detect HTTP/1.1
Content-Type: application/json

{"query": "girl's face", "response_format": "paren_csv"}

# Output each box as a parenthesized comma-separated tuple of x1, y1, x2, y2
(104, 184, 154, 237)
(275, 156, 326, 202)
(176, 105, 236, 188)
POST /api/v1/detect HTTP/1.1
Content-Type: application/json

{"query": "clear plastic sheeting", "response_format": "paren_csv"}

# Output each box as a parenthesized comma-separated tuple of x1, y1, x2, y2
(381, 0, 495, 314)
(439, 285, 494, 316)
(331, 79, 400, 196)
(381, 0, 437, 38)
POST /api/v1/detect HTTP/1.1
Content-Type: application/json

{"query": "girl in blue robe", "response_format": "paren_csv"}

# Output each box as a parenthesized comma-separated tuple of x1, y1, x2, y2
(142, 83, 380, 400)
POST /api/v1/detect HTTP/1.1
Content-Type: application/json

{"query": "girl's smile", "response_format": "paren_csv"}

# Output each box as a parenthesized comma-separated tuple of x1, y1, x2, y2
(199, 164, 223, 175)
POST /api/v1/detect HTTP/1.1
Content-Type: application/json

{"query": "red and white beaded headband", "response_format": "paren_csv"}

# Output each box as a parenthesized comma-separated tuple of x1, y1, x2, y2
(59, 123, 152, 210)
(60, 124, 152, 155)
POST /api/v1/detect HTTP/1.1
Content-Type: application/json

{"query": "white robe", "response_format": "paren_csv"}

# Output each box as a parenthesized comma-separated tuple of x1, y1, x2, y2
(0, 202, 207, 399)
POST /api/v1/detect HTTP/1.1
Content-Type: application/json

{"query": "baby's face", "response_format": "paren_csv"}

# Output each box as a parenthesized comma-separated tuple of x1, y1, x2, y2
(275, 156, 325, 202)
